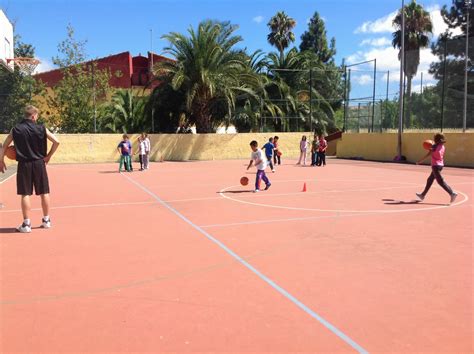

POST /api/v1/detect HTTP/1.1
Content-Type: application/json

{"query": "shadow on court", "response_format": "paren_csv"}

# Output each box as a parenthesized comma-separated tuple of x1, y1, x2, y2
(382, 199, 447, 206)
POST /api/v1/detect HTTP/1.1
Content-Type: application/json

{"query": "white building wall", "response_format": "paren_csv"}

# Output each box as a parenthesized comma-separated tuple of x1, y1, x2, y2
(0, 10, 14, 71)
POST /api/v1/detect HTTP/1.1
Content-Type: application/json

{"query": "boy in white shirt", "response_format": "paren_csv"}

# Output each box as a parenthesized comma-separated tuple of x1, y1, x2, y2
(247, 140, 271, 193)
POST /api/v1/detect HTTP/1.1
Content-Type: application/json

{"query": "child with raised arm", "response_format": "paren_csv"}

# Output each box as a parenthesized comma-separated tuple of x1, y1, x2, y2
(247, 140, 271, 193)
(416, 133, 457, 204)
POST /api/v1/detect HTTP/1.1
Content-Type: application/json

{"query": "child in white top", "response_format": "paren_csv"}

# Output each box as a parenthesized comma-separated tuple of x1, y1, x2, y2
(135, 136, 147, 171)
(247, 140, 271, 192)
(297, 135, 308, 165)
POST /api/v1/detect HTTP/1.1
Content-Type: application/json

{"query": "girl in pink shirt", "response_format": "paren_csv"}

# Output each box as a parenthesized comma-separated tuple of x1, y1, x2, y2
(297, 135, 308, 165)
(416, 133, 457, 204)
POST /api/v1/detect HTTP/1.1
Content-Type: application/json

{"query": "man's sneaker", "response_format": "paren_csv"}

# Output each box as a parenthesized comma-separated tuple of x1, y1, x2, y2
(41, 218, 51, 229)
(416, 192, 425, 201)
(272, 169, 275, 173)
(450, 192, 458, 205)
(264, 183, 271, 191)
(253, 189, 260, 193)
(16, 222, 32, 233)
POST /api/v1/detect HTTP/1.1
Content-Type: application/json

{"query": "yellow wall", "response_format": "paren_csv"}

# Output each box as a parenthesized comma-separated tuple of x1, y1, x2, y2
(0, 132, 315, 164)
(2, 132, 470, 167)
(336, 133, 474, 167)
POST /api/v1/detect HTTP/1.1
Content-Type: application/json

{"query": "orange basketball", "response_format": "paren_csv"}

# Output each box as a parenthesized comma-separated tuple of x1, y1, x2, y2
(423, 140, 434, 150)
(276, 150, 282, 157)
(240, 176, 249, 186)
(5, 146, 16, 160)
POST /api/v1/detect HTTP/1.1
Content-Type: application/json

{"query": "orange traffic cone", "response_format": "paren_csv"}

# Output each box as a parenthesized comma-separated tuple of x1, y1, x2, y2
(302, 182, 307, 192)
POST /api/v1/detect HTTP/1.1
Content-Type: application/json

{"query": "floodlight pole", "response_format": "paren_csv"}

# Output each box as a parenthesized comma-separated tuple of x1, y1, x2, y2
(151, 28, 155, 133)
(397, 0, 405, 159)
(463, 0, 471, 132)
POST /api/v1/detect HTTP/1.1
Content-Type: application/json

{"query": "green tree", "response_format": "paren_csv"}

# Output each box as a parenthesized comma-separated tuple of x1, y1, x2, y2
(14, 34, 35, 58)
(392, 0, 433, 128)
(429, 1, 473, 128)
(156, 20, 259, 133)
(267, 11, 297, 63)
(299, 11, 336, 64)
(46, 24, 110, 132)
(99, 89, 147, 133)
(0, 36, 43, 133)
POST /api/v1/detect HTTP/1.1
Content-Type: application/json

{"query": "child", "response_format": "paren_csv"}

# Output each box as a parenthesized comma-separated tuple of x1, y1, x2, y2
(142, 132, 150, 170)
(311, 134, 319, 166)
(135, 136, 146, 171)
(247, 140, 271, 193)
(317, 135, 328, 166)
(297, 135, 308, 165)
(416, 133, 457, 204)
(117, 134, 132, 172)
(273, 136, 281, 165)
(262, 137, 275, 172)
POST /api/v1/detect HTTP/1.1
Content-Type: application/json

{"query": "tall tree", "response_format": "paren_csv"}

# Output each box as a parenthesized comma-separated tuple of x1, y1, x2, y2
(267, 11, 297, 63)
(299, 11, 336, 64)
(392, 0, 433, 127)
(156, 20, 259, 133)
(429, 0, 473, 128)
(46, 24, 110, 132)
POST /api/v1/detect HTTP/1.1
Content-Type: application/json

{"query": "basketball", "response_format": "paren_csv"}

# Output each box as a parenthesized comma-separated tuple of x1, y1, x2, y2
(423, 140, 434, 150)
(5, 146, 16, 160)
(276, 150, 282, 157)
(240, 176, 249, 186)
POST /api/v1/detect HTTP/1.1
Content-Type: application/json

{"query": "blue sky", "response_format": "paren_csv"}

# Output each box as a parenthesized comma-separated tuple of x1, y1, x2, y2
(1, 0, 456, 98)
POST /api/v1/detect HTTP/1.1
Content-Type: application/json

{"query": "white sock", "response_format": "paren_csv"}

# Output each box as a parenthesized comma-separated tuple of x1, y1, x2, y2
(43, 215, 50, 222)
(24, 218, 31, 226)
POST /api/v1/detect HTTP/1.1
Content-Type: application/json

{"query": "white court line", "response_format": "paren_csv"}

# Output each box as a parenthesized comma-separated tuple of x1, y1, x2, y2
(0, 172, 17, 185)
(120, 172, 369, 354)
(0, 201, 156, 213)
(200, 201, 473, 228)
(219, 184, 469, 213)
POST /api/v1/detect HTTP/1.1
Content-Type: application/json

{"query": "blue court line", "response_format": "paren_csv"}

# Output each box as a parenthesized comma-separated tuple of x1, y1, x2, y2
(121, 173, 369, 354)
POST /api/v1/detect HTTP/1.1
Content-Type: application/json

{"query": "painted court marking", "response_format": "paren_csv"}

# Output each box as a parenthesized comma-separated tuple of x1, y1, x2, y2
(219, 184, 469, 213)
(120, 172, 369, 354)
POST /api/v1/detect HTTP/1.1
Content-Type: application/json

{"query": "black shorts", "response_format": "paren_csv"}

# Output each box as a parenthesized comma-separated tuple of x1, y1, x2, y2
(17, 160, 50, 196)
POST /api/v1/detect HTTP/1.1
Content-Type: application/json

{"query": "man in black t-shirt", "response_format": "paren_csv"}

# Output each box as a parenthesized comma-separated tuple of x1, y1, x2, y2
(0, 106, 60, 233)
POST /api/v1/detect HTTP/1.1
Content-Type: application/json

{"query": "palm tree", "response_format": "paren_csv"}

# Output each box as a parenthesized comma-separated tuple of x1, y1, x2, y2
(100, 89, 147, 133)
(156, 20, 260, 133)
(267, 11, 297, 63)
(392, 0, 433, 127)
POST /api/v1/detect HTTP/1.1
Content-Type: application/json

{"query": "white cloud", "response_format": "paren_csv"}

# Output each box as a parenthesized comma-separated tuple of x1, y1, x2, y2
(252, 16, 264, 24)
(360, 37, 391, 47)
(352, 74, 373, 85)
(354, 10, 398, 34)
(427, 4, 462, 37)
(354, 6, 462, 38)
(34, 57, 55, 74)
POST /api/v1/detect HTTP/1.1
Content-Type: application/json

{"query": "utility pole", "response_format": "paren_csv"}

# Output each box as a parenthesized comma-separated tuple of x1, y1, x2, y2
(463, 0, 471, 132)
(150, 29, 155, 133)
(397, 0, 405, 159)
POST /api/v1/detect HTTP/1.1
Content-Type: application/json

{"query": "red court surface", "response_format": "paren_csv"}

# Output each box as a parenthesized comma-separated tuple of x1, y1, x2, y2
(1, 159, 472, 353)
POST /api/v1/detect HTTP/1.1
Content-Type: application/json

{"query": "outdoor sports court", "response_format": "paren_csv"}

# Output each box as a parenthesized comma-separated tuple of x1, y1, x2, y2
(1, 158, 472, 353)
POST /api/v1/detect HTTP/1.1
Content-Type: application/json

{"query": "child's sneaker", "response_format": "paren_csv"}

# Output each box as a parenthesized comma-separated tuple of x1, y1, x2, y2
(253, 189, 260, 193)
(449, 192, 458, 205)
(41, 218, 51, 229)
(416, 192, 425, 201)
(264, 183, 271, 191)
(16, 222, 32, 233)
(272, 169, 275, 173)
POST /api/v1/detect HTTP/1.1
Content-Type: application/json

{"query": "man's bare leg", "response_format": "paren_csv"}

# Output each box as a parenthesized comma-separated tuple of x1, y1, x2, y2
(40, 193, 51, 228)
(21, 195, 31, 221)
